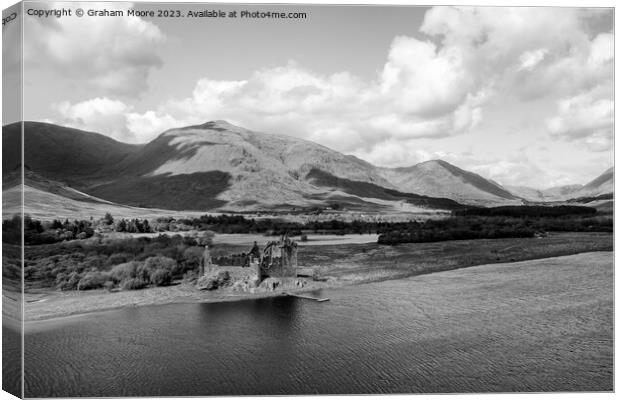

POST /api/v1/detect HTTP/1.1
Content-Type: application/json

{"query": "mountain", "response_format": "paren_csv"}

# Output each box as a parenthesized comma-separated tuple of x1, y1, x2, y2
(380, 159, 521, 206)
(4, 121, 471, 213)
(505, 168, 613, 202)
(15, 120, 614, 213)
(505, 184, 583, 202)
(96, 120, 397, 209)
(2, 122, 141, 187)
(571, 167, 613, 198)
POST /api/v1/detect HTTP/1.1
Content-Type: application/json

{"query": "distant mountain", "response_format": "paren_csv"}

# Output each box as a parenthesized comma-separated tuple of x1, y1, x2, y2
(505, 184, 583, 202)
(101, 120, 396, 209)
(3, 121, 472, 212)
(571, 167, 613, 199)
(380, 159, 521, 206)
(505, 168, 613, 202)
(9, 120, 611, 213)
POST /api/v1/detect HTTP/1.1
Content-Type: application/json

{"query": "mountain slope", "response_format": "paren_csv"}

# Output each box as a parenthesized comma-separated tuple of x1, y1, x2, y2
(3, 122, 141, 186)
(305, 168, 465, 210)
(96, 120, 389, 208)
(10, 120, 581, 212)
(505, 184, 583, 202)
(505, 168, 612, 202)
(572, 167, 613, 198)
(6, 121, 459, 212)
(381, 160, 521, 206)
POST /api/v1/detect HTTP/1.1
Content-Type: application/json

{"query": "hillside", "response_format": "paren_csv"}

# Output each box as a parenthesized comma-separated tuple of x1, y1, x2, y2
(571, 167, 613, 198)
(8, 120, 605, 213)
(100, 120, 398, 209)
(506, 168, 613, 202)
(2, 184, 208, 221)
(381, 160, 521, 206)
(506, 184, 583, 202)
(2, 122, 141, 186)
(4, 121, 468, 212)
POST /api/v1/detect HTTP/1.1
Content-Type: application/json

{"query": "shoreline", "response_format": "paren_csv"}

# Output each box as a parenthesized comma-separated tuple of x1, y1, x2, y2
(12, 248, 613, 325)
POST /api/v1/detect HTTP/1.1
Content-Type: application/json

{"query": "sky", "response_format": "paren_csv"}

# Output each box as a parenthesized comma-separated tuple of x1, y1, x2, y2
(5, 1, 615, 189)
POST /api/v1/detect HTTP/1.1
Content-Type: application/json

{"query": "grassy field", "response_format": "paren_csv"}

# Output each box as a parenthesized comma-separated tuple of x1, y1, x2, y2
(215, 231, 613, 283)
(3, 185, 210, 221)
(20, 231, 612, 321)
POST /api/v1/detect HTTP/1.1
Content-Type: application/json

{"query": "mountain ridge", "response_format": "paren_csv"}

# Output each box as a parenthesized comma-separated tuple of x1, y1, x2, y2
(380, 159, 520, 206)
(506, 168, 613, 202)
(4, 120, 611, 212)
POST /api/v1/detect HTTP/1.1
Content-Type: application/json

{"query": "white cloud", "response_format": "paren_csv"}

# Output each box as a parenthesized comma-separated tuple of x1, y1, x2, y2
(589, 33, 613, 66)
(53, 98, 134, 142)
(46, 6, 612, 188)
(351, 140, 438, 168)
(125, 111, 186, 139)
(378, 36, 473, 117)
(25, 2, 164, 96)
(546, 88, 613, 149)
(518, 49, 548, 71)
(583, 131, 614, 153)
(421, 7, 612, 100)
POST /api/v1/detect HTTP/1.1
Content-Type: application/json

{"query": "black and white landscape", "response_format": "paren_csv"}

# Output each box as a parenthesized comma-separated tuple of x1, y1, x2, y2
(2, 2, 614, 398)
(2, 119, 614, 216)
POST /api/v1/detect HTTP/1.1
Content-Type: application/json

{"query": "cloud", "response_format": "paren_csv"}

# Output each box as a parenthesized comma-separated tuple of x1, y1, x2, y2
(125, 111, 186, 139)
(24, 2, 164, 96)
(53, 97, 191, 143)
(518, 49, 548, 71)
(546, 86, 613, 152)
(46, 6, 612, 187)
(589, 33, 613, 66)
(378, 36, 474, 117)
(148, 7, 608, 153)
(350, 139, 438, 168)
(53, 97, 134, 141)
(115, 50, 487, 149)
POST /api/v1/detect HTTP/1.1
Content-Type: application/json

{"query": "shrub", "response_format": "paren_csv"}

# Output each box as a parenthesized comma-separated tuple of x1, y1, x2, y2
(57, 271, 82, 291)
(103, 213, 114, 225)
(136, 263, 154, 281)
(79, 255, 109, 270)
(144, 256, 177, 270)
(110, 261, 141, 283)
(103, 281, 115, 292)
(77, 271, 108, 290)
(107, 252, 133, 266)
(150, 268, 172, 286)
(182, 247, 204, 270)
(196, 275, 219, 290)
(143, 256, 178, 278)
(196, 270, 230, 291)
(182, 270, 198, 283)
(216, 270, 230, 285)
(120, 277, 149, 290)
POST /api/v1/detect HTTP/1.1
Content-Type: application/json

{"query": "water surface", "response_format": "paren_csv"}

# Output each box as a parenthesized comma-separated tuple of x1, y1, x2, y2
(22, 252, 613, 397)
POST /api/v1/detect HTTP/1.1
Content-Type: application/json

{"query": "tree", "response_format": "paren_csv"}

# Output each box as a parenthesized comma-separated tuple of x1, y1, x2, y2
(196, 231, 214, 247)
(103, 212, 114, 225)
(116, 219, 127, 232)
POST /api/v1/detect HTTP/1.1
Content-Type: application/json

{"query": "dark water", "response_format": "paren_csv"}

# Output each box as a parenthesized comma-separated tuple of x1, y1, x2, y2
(3, 323, 22, 397)
(21, 254, 613, 397)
